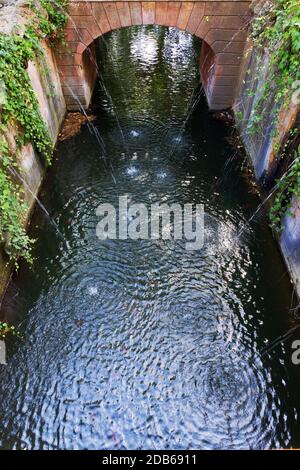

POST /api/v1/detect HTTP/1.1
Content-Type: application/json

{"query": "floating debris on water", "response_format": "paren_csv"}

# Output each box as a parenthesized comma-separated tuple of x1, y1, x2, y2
(59, 112, 96, 141)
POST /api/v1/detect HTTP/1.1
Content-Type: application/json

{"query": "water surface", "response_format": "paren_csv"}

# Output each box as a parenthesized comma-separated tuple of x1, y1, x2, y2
(0, 26, 300, 450)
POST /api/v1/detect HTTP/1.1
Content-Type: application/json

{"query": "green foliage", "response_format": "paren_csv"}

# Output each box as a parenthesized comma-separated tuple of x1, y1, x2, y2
(248, 0, 300, 135)
(0, 1, 69, 265)
(0, 33, 53, 163)
(0, 321, 23, 340)
(0, 139, 34, 263)
(249, 1, 300, 229)
(33, 0, 69, 39)
(270, 146, 300, 231)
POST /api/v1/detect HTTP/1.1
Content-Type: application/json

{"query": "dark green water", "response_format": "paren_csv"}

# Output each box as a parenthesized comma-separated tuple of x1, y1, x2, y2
(0, 26, 300, 450)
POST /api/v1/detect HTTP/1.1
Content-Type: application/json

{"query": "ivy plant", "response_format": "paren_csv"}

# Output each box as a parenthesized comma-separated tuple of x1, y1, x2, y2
(270, 146, 300, 230)
(0, 139, 34, 263)
(248, 0, 300, 136)
(0, 1, 69, 265)
(247, 0, 300, 230)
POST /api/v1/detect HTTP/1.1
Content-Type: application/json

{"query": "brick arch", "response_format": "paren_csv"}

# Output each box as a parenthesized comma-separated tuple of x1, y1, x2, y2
(56, 1, 251, 110)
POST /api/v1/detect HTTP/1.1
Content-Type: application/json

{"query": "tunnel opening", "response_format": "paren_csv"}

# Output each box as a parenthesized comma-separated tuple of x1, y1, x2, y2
(88, 26, 204, 118)
(76, 25, 217, 114)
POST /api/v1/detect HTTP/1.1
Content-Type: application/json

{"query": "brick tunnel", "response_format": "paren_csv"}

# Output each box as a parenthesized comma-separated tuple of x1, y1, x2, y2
(56, 1, 252, 111)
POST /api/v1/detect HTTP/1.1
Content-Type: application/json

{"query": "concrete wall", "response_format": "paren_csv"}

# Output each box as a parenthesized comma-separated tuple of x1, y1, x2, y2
(0, 40, 66, 300)
(234, 41, 300, 296)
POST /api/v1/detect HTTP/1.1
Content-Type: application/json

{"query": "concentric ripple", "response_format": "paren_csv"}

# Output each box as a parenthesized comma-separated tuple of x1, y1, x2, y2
(0, 26, 299, 450)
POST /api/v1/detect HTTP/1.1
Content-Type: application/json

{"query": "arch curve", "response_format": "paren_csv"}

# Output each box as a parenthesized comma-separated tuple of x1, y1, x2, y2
(56, 1, 251, 110)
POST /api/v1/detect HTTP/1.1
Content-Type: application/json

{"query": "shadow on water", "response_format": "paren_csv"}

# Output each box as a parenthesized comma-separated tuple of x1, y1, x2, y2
(0, 26, 300, 450)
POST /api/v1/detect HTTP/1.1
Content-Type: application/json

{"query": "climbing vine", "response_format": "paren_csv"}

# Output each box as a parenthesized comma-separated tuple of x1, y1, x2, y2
(269, 146, 300, 230)
(0, 1, 68, 265)
(248, 0, 300, 135)
(0, 33, 53, 163)
(248, 0, 300, 229)
(32, 0, 69, 40)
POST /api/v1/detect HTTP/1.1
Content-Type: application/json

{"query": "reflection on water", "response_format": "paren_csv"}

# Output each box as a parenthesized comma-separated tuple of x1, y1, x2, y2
(0, 26, 300, 450)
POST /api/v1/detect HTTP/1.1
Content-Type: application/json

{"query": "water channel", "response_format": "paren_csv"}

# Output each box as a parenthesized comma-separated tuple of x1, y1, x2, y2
(0, 26, 299, 450)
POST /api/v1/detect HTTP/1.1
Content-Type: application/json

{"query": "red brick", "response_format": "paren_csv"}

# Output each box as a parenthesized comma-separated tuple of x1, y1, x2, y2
(65, 17, 76, 29)
(200, 40, 215, 84)
(55, 53, 77, 66)
(186, 3, 205, 34)
(205, 29, 247, 45)
(166, 2, 181, 27)
(58, 65, 82, 77)
(71, 17, 101, 40)
(155, 2, 168, 25)
(76, 29, 94, 48)
(91, 3, 111, 34)
(59, 40, 85, 55)
(62, 85, 86, 96)
(130, 2, 142, 25)
(215, 64, 240, 76)
(142, 2, 156, 24)
(212, 41, 245, 54)
(64, 28, 79, 42)
(211, 85, 236, 97)
(177, 2, 194, 30)
(60, 0, 249, 112)
(61, 41, 79, 53)
(64, 95, 87, 106)
(62, 75, 85, 87)
(201, 15, 248, 36)
(116, 2, 132, 27)
(204, 2, 251, 16)
(195, 17, 210, 39)
(216, 52, 242, 65)
(69, 2, 92, 16)
(212, 75, 239, 87)
(103, 3, 121, 30)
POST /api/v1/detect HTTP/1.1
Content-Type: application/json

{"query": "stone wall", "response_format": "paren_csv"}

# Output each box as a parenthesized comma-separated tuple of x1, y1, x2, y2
(234, 40, 300, 296)
(0, 6, 66, 299)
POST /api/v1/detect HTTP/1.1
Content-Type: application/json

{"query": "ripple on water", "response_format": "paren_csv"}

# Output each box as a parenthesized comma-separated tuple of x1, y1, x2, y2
(0, 26, 298, 450)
